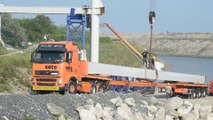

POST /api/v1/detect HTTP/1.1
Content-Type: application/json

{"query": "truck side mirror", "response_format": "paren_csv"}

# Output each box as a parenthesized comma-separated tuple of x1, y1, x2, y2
(67, 52, 72, 62)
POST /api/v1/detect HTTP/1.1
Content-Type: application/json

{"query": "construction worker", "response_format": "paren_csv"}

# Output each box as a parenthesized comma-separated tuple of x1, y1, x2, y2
(141, 49, 149, 67)
(165, 83, 172, 99)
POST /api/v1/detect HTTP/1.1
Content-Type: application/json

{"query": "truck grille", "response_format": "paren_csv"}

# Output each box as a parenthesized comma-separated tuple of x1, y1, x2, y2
(36, 78, 57, 86)
(35, 70, 59, 75)
(37, 78, 57, 82)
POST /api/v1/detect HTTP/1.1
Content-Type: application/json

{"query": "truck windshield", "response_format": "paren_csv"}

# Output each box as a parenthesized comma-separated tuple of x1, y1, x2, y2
(33, 52, 65, 63)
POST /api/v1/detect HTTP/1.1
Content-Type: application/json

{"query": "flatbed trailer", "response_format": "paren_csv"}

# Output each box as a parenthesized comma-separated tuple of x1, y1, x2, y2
(108, 78, 209, 98)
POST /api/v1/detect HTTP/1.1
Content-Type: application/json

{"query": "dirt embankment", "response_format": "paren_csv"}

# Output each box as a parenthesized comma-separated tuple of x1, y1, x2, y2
(101, 33, 213, 58)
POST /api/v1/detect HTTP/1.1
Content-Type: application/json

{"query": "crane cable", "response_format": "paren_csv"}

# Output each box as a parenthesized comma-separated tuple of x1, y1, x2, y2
(148, 0, 156, 69)
(149, 0, 156, 12)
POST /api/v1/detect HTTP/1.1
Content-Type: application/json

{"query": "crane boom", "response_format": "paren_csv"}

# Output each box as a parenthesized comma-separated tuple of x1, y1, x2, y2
(104, 23, 142, 61)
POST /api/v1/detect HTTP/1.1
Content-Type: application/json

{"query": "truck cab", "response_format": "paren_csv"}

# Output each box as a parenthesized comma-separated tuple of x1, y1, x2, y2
(31, 41, 88, 94)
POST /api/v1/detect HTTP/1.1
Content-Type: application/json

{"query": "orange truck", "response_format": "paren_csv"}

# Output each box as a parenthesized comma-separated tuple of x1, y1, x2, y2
(31, 41, 111, 94)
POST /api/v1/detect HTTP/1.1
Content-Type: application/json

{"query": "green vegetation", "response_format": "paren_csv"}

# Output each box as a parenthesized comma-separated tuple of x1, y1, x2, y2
(0, 83, 11, 92)
(0, 52, 31, 92)
(1, 14, 27, 48)
(99, 40, 141, 67)
(0, 53, 31, 78)
(2, 14, 66, 48)
(0, 45, 9, 55)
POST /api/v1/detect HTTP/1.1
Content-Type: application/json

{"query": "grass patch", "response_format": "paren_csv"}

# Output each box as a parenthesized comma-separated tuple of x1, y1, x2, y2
(0, 83, 11, 92)
(99, 41, 141, 67)
(84, 37, 143, 67)
(0, 45, 9, 55)
(0, 52, 31, 78)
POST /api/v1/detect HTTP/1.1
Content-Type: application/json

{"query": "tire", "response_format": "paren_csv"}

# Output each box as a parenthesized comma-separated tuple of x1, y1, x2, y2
(206, 88, 210, 96)
(196, 89, 201, 98)
(191, 90, 196, 99)
(98, 83, 105, 93)
(90, 83, 97, 94)
(201, 89, 206, 98)
(66, 81, 77, 94)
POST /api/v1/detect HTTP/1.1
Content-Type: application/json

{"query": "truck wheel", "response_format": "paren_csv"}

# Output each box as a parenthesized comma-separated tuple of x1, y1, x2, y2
(66, 81, 77, 94)
(90, 83, 97, 94)
(206, 89, 210, 96)
(98, 83, 105, 93)
(201, 89, 206, 97)
(196, 89, 201, 98)
(191, 90, 196, 99)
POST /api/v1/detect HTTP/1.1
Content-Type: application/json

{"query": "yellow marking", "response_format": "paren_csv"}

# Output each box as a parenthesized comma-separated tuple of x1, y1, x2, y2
(33, 86, 59, 91)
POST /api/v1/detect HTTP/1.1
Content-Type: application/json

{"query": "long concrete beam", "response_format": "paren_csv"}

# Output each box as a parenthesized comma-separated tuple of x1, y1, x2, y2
(88, 62, 206, 83)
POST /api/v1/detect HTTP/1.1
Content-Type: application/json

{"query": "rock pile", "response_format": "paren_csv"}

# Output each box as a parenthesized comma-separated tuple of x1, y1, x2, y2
(76, 96, 213, 120)
(0, 92, 213, 120)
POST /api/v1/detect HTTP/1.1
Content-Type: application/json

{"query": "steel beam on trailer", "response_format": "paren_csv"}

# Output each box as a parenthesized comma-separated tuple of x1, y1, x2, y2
(88, 62, 206, 83)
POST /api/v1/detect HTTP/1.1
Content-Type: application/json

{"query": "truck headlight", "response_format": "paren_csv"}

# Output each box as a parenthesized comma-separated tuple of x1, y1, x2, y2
(51, 71, 59, 75)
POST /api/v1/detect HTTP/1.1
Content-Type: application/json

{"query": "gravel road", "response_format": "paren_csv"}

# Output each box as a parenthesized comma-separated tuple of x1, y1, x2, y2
(0, 91, 148, 119)
(1, 91, 213, 120)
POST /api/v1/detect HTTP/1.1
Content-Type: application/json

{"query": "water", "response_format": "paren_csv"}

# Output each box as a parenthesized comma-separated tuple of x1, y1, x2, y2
(158, 55, 213, 83)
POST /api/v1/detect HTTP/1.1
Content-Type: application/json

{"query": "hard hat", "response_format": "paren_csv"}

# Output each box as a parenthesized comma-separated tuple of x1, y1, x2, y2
(144, 48, 147, 51)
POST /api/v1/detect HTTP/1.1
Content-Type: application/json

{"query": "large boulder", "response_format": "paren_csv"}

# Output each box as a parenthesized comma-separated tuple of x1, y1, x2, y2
(94, 103, 103, 118)
(110, 96, 123, 107)
(177, 100, 193, 116)
(46, 102, 66, 117)
(165, 115, 173, 120)
(58, 115, 66, 120)
(102, 107, 113, 120)
(134, 112, 144, 120)
(148, 97, 158, 106)
(182, 113, 198, 120)
(193, 104, 201, 112)
(206, 113, 213, 120)
(125, 98, 135, 107)
(147, 105, 158, 114)
(199, 105, 212, 119)
(167, 109, 179, 117)
(167, 97, 183, 110)
(76, 106, 96, 120)
(86, 99, 94, 106)
(140, 100, 149, 106)
(155, 107, 165, 120)
(116, 103, 134, 120)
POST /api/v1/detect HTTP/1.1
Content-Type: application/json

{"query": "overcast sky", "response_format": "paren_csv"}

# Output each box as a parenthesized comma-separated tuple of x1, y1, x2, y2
(1, 0, 213, 33)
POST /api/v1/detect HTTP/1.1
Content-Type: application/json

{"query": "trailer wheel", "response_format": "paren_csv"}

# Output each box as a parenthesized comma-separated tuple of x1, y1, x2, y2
(206, 88, 210, 96)
(201, 89, 206, 97)
(191, 90, 196, 99)
(196, 89, 201, 98)
(90, 83, 97, 94)
(66, 81, 77, 94)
